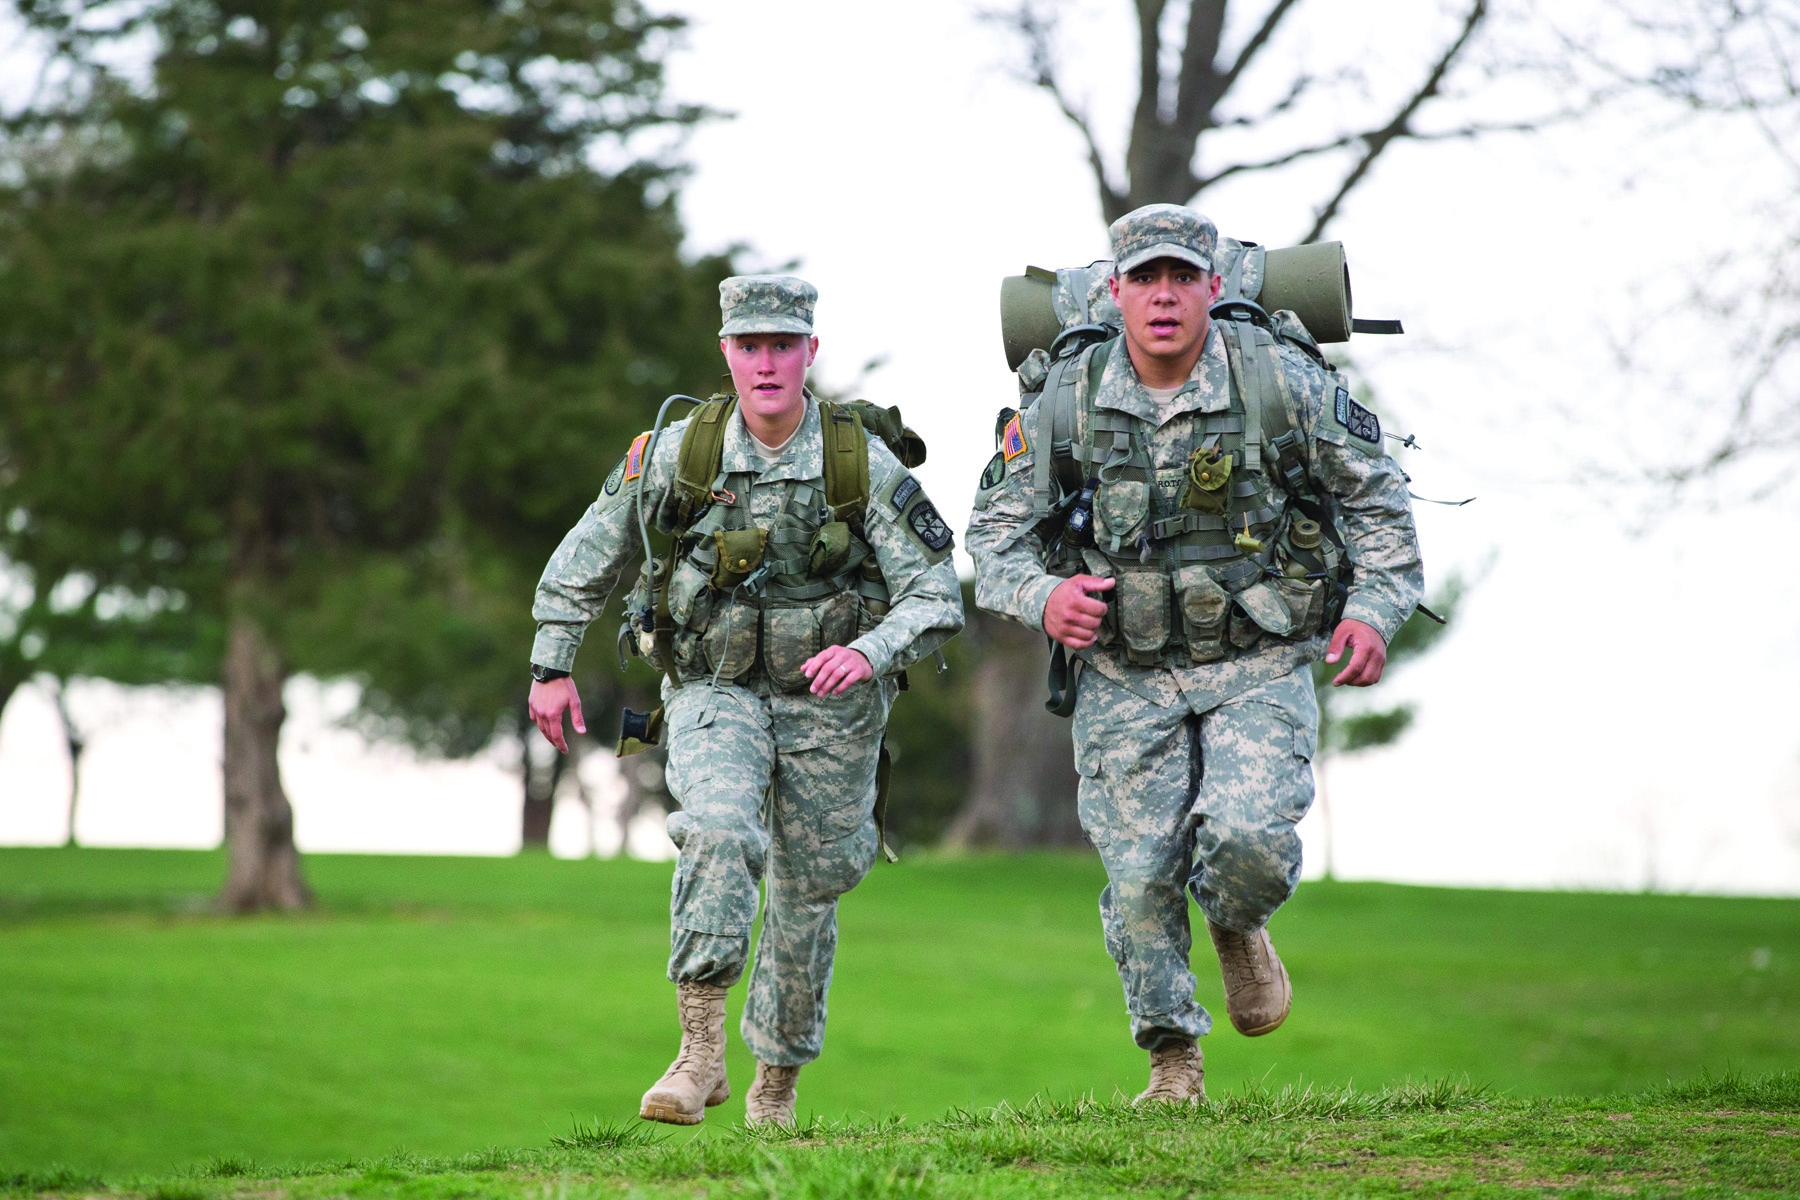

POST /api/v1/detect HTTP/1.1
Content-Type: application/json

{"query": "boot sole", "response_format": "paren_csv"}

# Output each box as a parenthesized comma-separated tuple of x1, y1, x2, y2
(639, 1100, 705, 1126)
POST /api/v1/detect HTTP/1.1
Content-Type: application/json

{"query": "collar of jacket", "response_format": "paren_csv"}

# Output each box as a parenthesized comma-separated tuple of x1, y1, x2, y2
(1094, 322, 1232, 425)
(718, 390, 824, 482)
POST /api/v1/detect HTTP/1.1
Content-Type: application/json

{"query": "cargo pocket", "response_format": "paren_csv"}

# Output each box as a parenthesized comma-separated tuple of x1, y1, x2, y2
(762, 605, 821, 692)
(1073, 754, 1109, 847)
(1174, 565, 1230, 663)
(1233, 579, 1295, 640)
(700, 600, 759, 680)
(816, 791, 873, 843)
(1094, 480, 1150, 552)
(1114, 571, 1171, 664)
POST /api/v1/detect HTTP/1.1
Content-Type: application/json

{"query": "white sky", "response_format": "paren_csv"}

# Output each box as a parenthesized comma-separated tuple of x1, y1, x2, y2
(2, 0, 1798, 894)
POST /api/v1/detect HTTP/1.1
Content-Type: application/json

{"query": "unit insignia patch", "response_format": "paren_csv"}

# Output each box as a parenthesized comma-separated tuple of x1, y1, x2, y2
(979, 452, 1006, 490)
(907, 500, 954, 552)
(1334, 388, 1381, 445)
(891, 475, 922, 512)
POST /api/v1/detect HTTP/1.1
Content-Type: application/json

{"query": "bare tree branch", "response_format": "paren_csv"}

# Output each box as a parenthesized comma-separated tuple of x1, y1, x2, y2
(1217, 0, 1302, 97)
(1300, 0, 1489, 242)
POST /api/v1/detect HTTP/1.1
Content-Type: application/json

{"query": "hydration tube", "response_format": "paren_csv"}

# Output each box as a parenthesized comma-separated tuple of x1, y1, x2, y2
(635, 393, 708, 632)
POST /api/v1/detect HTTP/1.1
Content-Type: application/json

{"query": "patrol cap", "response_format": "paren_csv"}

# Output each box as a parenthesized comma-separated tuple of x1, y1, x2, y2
(718, 274, 817, 337)
(1108, 204, 1217, 275)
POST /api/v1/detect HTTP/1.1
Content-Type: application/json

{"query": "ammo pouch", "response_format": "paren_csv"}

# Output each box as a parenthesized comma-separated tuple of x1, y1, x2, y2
(1112, 570, 1171, 665)
(711, 528, 769, 590)
(807, 520, 852, 577)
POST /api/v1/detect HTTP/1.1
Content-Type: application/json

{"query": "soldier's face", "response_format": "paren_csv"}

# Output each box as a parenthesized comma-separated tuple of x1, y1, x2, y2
(721, 333, 818, 420)
(1110, 259, 1220, 365)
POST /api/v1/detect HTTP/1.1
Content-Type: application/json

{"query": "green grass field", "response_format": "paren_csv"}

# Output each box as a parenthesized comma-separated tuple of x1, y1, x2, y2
(2, 847, 1797, 1192)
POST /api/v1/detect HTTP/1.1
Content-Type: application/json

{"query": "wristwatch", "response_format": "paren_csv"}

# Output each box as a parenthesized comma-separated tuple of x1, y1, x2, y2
(530, 663, 571, 683)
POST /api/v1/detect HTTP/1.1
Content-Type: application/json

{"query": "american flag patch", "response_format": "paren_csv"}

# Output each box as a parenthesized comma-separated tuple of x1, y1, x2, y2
(1001, 413, 1028, 461)
(624, 432, 650, 481)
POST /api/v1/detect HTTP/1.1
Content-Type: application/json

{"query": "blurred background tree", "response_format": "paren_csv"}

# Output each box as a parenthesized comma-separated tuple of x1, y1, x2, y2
(0, 0, 730, 907)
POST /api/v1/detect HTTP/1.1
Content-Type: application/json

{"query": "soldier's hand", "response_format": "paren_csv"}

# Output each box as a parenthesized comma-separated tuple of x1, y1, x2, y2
(1044, 575, 1115, 649)
(1325, 619, 1388, 687)
(803, 645, 874, 696)
(528, 676, 585, 753)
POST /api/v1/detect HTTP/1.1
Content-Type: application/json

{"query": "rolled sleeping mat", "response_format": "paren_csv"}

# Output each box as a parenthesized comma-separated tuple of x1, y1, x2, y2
(1259, 241, 1352, 344)
(999, 266, 1061, 372)
(1000, 240, 1372, 366)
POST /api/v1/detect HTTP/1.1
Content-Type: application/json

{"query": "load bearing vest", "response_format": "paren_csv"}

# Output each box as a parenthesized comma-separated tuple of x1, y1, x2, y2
(618, 392, 921, 693)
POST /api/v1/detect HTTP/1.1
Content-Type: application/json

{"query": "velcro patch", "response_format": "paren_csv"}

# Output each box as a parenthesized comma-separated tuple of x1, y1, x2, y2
(979, 451, 1006, 490)
(1335, 388, 1380, 444)
(603, 456, 627, 495)
(907, 499, 954, 552)
(624, 432, 651, 481)
(1001, 412, 1028, 461)
(891, 475, 922, 512)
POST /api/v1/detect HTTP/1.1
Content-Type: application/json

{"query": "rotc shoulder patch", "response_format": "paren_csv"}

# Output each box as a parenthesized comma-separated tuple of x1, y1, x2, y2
(891, 475, 922, 512)
(1001, 412, 1028, 461)
(906, 499, 954, 554)
(603, 456, 627, 495)
(624, 432, 651, 482)
(979, 451, 1006, 490)
(1334, 387, 1381, 445)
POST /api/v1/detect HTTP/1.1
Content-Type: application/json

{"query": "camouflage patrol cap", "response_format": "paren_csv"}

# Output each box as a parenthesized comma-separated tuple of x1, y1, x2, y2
(718, 274, 817, 337)
(1109, 204, 1217, 275)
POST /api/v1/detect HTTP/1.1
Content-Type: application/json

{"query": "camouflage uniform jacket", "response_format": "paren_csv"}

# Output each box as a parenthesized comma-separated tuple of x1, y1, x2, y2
(533, 397, 965, 685)
(966, 323, 1423, 712)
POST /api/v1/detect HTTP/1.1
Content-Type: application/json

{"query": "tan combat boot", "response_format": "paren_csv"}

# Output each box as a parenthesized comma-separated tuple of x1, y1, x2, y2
(1208, 920, 1292, 1036)
(639, 982, 731, 1125)
(1135, 1038, 1205, 1105)
(744, 1061, 800, 1127)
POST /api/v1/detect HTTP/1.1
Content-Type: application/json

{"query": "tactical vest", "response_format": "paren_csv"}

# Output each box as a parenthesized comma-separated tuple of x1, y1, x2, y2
(619, 395, 923, 694)
(1016, 303, 1351, 685)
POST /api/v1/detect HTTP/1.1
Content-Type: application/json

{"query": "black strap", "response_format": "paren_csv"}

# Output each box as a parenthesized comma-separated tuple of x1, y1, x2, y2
(1352, 318, 1404, 335)
(1045, 639, 1081, 718)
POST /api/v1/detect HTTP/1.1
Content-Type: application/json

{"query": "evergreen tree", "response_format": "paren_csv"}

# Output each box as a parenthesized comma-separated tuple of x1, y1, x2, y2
(0, 0, 728, 905)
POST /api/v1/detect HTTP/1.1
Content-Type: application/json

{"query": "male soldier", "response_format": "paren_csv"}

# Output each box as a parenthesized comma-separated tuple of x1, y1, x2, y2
(966, 206, 1422, 1104)
(528, 275, 964, 1126)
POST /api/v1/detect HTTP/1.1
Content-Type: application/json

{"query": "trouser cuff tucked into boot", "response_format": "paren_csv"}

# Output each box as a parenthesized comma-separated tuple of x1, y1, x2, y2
(1135, 1037, 1205, 1105)
(640, 982, 731, 1125)
(744, 1061, 800, 1127)
(1207, 920, 1292, 1036)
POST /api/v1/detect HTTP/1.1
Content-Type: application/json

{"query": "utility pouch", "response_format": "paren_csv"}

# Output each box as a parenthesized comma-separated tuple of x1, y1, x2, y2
(1180, 447, 1234, 515)
(616, 706, 664, 757)
(711, 527, 769, 590)
(1094, 480, 1150, 553)
(1174, 564, 1231, 663)
(1274, 517, 1330, 638)
(1232, 579, 1296, 645)
(667, 558, 712, 630)
(807, 521, 852, 578)
(763, 605, 822, 692)
(1114, 570, 1172, 664)
(699, 599, 760, 680)
(819, 591, 861, 649)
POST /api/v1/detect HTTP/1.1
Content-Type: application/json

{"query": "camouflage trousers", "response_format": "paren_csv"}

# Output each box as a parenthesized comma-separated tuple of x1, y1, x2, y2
(1071, 665, 1318, 1049)
(661, 677, 891, 1066)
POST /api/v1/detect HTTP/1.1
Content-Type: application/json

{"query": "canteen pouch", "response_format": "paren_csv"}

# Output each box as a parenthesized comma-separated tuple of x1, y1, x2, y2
(1174, 565, 1231, 663)
(711, 527, 769, 590)
(1114, 570, 1172, 665)
(1230, 579, 1295, 649)
(1275, 574, 1326, 638)
(1094, 479, 1150, 553)
(807, 521, 852, 578)
(763, 604, 822, 692)
(1180, 448, 1234, 515)
(700, 598, 760, 680)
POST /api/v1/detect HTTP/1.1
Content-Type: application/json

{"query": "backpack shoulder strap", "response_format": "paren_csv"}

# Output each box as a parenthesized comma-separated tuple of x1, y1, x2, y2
(818, 400, 871, 528)
(1031, 337, 1111, 517)
(672, 397, 734, 532)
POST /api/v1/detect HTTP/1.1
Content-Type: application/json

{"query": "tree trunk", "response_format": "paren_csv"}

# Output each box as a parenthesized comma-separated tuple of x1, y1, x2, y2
(51, 679, 84, 848)
(221, 611, 310, 912)
(518, 705, 564, 851)
(945, 611, 1083, 849)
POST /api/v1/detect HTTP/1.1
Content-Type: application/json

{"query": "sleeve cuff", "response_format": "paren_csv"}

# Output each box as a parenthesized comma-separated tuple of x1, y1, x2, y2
(1021, 574, 1064, 634)
(847, 634, 894, 678)
(530, 628, 580, 673)
(1341, 593, 1408, 644)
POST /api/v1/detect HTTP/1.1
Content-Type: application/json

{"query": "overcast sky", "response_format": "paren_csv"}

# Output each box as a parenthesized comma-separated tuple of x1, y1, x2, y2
(3, 0, 1798, 894)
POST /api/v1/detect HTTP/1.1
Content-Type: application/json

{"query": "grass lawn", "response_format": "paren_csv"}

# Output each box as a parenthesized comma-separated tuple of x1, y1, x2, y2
(1, 847, 1797, 1187)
